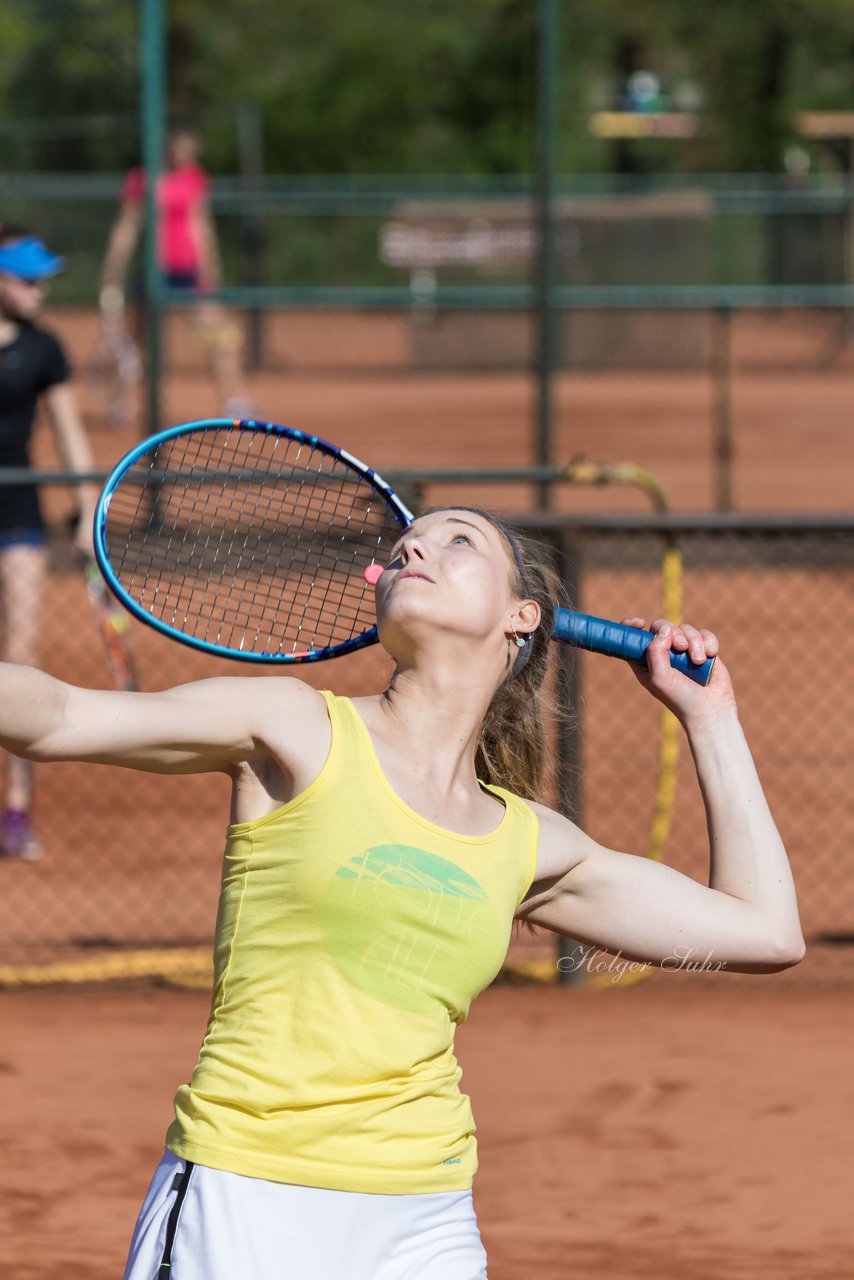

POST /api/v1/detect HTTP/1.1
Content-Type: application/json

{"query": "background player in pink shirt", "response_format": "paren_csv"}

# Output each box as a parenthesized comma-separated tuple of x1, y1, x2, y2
(100, 128, 252, 420)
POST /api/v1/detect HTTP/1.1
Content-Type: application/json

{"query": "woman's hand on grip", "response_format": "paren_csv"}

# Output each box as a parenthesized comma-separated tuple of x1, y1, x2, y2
(621, 616, 736, 725)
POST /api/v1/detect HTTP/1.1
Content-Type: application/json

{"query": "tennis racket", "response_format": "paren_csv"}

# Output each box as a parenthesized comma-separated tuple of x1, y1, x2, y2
(87, 287, 143, 429)
(85, 329, 142, 429)
(93, 418, 714, 685)
(83, 556, 138, 691)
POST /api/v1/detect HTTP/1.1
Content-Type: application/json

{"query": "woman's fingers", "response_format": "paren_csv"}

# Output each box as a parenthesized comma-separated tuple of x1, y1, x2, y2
(619, 616, 720, 669)
(646, 618, 719, 664)
(618, 615, 734, 717)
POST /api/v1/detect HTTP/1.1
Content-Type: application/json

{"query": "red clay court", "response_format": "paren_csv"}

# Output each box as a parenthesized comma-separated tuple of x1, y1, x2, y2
(3, 985, 851, 1280)
(2, 304, 852, 1277)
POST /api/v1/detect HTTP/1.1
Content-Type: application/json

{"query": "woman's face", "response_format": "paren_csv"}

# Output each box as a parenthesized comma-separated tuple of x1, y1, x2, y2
(169, 132, 200, 168)
(374, 509, 537, 670)
(0, 273, 46, 322)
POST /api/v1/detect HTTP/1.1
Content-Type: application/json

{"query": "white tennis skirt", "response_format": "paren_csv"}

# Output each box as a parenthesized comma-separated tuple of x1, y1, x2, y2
(123, 1149, 489, 1280)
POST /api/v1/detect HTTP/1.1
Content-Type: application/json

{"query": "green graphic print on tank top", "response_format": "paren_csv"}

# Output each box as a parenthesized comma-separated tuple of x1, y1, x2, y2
(321, 844, 503, 1016)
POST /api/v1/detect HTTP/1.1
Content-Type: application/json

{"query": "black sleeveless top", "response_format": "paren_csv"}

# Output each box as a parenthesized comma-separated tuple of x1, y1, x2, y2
(0, 321, 70, 532)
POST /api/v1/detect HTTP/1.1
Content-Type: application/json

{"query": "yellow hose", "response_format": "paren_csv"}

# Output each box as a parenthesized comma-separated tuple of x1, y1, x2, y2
(0, 948, 212, 990)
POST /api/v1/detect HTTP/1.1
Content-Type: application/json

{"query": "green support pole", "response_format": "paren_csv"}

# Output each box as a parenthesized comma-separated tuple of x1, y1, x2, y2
(534, 0, 560, 511)
(555, 528, 586, 985)
(712, 305, 733, 511)
(238, 99, 266, 372)
(141, 0, 166, 438)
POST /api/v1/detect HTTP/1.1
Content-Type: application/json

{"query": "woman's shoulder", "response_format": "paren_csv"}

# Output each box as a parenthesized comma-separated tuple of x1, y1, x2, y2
(9, 320, 68, 367)
(213, 676, 332, 772)
(519, 799, 590, 884)
(223, 674, 328, 711)
(191, 674, 330, 726)
(490, 792, 579, 852)
(522, 797, 579, 838)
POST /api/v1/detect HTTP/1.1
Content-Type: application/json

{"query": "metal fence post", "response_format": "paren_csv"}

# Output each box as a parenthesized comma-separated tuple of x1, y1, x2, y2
(534, 0, 560, 512)
(140, 0, 166, 439)
(712, 304, 734, 511)
(238, 99, 266, 372)
(555, 526, 587, 986)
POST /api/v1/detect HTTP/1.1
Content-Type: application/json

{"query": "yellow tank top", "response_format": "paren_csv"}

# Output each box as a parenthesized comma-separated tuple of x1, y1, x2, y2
(167, 690, 539, 1194)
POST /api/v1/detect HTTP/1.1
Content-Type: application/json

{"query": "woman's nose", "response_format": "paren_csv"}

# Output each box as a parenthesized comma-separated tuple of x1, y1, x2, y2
(401, 537, 426, 563)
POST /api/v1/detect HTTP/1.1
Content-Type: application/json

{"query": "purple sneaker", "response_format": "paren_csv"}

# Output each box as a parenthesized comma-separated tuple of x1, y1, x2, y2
(1, 809, 43, 861)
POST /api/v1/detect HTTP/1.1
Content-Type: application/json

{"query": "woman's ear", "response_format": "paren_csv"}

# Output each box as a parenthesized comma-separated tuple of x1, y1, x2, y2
(513, 598, 541, 637)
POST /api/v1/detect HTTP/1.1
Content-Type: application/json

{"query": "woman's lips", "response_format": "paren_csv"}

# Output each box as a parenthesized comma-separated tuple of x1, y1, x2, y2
(397, 570, 433, 583)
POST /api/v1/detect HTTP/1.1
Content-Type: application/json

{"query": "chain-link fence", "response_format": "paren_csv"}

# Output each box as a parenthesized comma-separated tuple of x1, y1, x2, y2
(8, 173, 854, 298)
(0, 498, 850, 988)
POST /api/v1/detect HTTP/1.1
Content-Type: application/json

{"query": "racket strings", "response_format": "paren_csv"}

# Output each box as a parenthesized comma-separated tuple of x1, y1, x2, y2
(103, 425, 404, 656)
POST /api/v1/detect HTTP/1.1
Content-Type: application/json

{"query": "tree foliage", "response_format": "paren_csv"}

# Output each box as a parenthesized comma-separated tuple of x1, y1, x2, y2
(1, 0, 854, 173)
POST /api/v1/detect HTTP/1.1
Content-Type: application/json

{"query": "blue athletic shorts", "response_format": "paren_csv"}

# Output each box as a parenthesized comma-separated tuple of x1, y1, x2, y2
(0, 528, 46, 551)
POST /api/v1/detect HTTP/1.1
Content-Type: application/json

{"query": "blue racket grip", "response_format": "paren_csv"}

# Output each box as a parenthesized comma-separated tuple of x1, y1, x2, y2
(552, 608, 715, 687)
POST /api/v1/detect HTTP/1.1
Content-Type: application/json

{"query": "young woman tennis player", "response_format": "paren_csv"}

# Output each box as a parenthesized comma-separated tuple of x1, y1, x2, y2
(0, 507, 804, 1279)
(0, 225, 97, 859)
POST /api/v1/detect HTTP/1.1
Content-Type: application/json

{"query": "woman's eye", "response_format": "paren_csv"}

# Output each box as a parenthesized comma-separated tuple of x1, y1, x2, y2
(450, 533, 472, 546)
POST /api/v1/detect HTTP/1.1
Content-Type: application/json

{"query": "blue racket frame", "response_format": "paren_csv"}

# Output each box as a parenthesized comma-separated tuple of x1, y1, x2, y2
(93, 418, 415, 664)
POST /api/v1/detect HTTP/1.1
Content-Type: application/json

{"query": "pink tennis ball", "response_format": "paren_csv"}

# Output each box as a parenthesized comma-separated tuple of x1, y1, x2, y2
(363, 563, 384, 585)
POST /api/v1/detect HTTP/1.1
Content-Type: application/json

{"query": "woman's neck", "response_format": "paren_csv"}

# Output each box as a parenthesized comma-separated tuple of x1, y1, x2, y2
(374, 666, 497, 793)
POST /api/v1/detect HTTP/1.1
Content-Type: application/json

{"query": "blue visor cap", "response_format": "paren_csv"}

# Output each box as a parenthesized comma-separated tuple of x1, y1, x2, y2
(0, 238, 66, 281)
